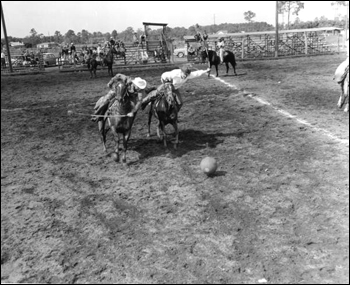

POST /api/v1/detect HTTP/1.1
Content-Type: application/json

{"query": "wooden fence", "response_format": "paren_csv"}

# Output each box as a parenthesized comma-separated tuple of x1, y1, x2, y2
(1, 40, 175, 74)
(184, 27, 344, 62)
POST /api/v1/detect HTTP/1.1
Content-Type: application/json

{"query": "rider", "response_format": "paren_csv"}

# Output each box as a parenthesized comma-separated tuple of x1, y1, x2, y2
(217, 37, 225, 63)
(141, 64, 210, 112)
(91, 74, 148, 122)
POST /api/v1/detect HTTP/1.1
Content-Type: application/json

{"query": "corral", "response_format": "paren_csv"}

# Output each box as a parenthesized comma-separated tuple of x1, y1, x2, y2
(185, 27, 344, 62)
(1, 53, 349, 284)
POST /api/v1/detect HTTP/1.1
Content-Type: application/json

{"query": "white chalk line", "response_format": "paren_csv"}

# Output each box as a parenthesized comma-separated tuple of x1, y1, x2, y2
(209, 74, 349, 145)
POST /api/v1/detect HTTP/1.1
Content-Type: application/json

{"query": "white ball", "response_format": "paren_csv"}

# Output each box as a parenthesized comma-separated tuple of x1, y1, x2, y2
(200, 157, 218, 175)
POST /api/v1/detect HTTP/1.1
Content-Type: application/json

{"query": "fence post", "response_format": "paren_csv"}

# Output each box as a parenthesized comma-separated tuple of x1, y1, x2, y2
(168, 41, 174, 64)
(304, 32, 308, 55)
(241, 38, 245, 59)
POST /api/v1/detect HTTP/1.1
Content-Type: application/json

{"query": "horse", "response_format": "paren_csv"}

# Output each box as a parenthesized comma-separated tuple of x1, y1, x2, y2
(334, 61, 349, 112)
(114, 41, 127, 64)
(201, 49, 237, 77)
(98, 80, 138, 163)
(103, 47, 117, 77)
(86, 54, 99, 79)
(147, 82, 179, 149)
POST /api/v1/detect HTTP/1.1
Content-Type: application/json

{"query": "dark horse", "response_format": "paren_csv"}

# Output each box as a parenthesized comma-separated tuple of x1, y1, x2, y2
(103, 47, 117, 77)
(86, 54, 99, 79)
(147, 82, 179, 149)
(114, 42, 127, 64)
(201, 49, 237, 77)
(98, 81, 138, 163)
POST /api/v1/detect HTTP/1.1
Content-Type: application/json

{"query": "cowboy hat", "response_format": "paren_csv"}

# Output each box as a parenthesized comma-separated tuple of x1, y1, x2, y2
(131, 77, 147, 89)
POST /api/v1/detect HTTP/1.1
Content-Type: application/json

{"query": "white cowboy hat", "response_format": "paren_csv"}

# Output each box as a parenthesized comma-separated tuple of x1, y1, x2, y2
(131, 77, 147, 89)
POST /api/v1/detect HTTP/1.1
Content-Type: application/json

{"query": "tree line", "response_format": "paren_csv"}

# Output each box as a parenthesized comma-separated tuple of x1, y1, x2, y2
(1, 4, 348, 48)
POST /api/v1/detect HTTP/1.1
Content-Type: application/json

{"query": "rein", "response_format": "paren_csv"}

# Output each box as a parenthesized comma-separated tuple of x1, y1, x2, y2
(68, 110, 129, 118)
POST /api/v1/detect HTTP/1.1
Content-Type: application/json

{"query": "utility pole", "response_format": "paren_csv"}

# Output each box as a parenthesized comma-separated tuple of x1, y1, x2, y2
(346, 2, 349, 41)
(275, 1, 279, 58)
(1, 2, 13, 72)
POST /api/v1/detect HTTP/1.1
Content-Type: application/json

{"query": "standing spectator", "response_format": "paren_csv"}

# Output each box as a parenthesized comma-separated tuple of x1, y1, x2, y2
(140, 33, 146, 43)
(70, 43, 76, 54)
(109, 37, 116, 47)
(188, 45, 195, 56)
(97, 43, 103, 58)
(70, 43, 76, 64)
(133, 32, 139, 46)
(61, 45, 66, 60)
(1, 50, 6, 68)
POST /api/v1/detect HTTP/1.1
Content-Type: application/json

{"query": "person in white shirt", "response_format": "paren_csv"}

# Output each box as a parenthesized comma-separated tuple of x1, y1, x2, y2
(1, 51, 6, 68)
(217, 37, 225, 63)
(141, 65, 210, 111)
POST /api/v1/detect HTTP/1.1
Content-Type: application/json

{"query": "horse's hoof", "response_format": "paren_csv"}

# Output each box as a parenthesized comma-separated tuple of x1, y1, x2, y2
(111, 153, 119, 162)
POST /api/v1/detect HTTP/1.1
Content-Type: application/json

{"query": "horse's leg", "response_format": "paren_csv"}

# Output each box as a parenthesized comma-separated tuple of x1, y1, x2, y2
(121, 133, 127, 163)
(208, 63, 212, 78)
(231, 61, 237, 75)
(161, 121, 167, 148)
(215, 62, 219, 77)
(122, 130, 131, 163)
(111, 126, 120, 162)
(147, 108, 153, 138)
(225, 62, 229, 75)
(173, 121, 179, 150)
(338, 82, 345, 109)
(343, 80, 349, 112)
(156, 121, 162, 141)
(98, 119, 107, 152)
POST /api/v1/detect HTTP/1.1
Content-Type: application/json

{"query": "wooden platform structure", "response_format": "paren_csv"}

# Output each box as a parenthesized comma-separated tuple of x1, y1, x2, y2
(184, 27, 344, 62)
(142, 22, 170, 63)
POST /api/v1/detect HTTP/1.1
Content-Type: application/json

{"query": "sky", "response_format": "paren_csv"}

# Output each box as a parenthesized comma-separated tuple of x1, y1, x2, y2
(1, 1, 348, 38)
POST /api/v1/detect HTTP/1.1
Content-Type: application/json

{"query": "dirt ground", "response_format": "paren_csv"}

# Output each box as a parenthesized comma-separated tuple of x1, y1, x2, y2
(1, 54, 349, 284)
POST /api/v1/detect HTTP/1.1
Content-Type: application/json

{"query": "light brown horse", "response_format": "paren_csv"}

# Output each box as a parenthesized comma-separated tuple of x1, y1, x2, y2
(98, 81, 138, 163)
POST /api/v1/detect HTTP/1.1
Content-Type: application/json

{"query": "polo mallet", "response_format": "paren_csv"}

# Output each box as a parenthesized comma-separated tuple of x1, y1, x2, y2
(67, 110, 132, 118)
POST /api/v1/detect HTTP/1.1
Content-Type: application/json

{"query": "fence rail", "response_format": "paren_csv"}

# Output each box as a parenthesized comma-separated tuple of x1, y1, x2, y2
(185, 29, 343, 62)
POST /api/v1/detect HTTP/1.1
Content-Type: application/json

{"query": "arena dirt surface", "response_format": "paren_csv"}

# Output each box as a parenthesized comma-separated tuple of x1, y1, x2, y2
(1, 54, 349, 284)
